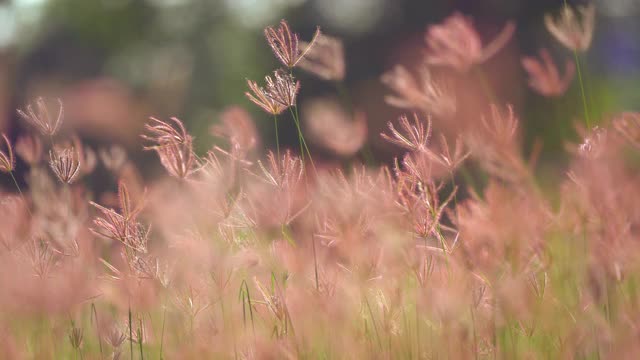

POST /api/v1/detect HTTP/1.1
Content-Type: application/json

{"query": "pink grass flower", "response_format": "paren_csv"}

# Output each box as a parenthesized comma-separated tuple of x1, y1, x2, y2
(521, 49, 575, 97)
(425, 12, 515, 72)
(49, 147, 81, 184)
(0, 134, 15, 173)
(265, 19, 321, 68)
(17, 97, 64, 136)
(545, 4, 595, 52)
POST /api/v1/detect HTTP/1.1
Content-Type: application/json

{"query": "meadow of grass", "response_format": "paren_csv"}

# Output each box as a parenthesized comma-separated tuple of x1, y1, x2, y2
(2, 4, 640, 359)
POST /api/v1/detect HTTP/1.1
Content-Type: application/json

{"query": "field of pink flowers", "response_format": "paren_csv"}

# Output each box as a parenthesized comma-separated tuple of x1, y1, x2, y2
(2, 4, 640, 359)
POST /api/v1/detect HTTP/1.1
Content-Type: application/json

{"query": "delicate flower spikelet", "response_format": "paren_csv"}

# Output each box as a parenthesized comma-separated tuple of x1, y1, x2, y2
(90, 181, 147, 252)
(264, 19, 321, 68)
(467, 104, 529, 182)
(381, 64, 456, 117)
(266, 69, 300, 108)
(521, 49, 575, 97)
(256, 150, 304, 190)
(49, 147, 81, 184)
(17, 97, 64, 136)
(0, 134, 15, 173)
(68, 326, 83, 350)
(425, 12, 515, 72)
(142, 116, 189, 145)
(303, 98, 367, 156)
(298, 34, 345, 81)
(480, 104, 519, 147)
(99, 145, 128, 173)
(545, 4, 595, 52)
(15, 134, 43, 165)
(142, 117, 196, 179)
(245, 78, 286, 115)
(613, 112, 640, 149)
(246, 150, 306, 227)
(381, 113, 432, 152)
(210, 106, 259, 154)
(578, 126, 607, 158)
(404, 134, 470, 179)
(246, 70, 300, 114)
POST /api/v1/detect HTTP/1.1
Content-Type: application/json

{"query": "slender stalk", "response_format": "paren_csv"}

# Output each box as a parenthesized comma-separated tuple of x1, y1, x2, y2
(159, 307, 166, 360)
(573, 53, 591, 128)
(471, 304, 478, 360)
(312, 234, 319, 291)
(138, 318, 144, 360)
(273, 115, 280, 159)
(289, 106, 317, 175)
(563, 0, 590, 128)
(91, 303, 104, 360)
(9, 171, 32, 216)
(364, 296, 383, 350)
(128, 306, 133, 360)
(289, 109, 305, 160)
(238, 280, 255, 336)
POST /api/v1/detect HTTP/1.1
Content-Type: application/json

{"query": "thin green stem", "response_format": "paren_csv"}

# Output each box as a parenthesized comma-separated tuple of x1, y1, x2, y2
(273, 115, 280, 159)
(128, 306, 133, 360)
(573, 53, 591, 128)
(91, 303, 104, 360)
(563, 0, 590, 128)
(364, 296, 383, 350)
(159, 307, 166, 360)
(289, 108, 305, 161)
(312, 234, 319, 291)
(9, 171, 32, 216)
(138, 317, 144, 360)
(289, 107, 317, 175)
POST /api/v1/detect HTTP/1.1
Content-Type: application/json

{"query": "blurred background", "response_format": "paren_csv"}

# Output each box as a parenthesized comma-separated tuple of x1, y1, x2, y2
(0, 0, 638, 183)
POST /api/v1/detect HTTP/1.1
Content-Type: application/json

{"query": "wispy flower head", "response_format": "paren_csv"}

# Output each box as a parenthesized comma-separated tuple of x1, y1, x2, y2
(578, 126, 608, 158)
(68, 326, 83, 350)
(142, 117, 196, 179)
(265, 69, 300, 108)
(265, 19, 321, 68)
(104, 323, 126, 349)
(246, 150, 307, 227)
(156, 139, 197, 179)
(381, 113, 432, 152)
(613, 112, 640, 149)
(17, 97, 64, 136)
(381, 64, 455, 117)
(23, 237, 59, 278)
(303, 97, 367, 157)
(298, 34, 345, 81)
(245, 78, 286, 116)
(210, 106, 259, 154)
(246, 70, 299, 115)
(0, 134, 15, 173)
(142, 116, 189, 146)
(99, 145, 128, 173)
(545, 4, 595, 52)
(480, 104, 519, 147)
(256, 150, 303, 189)
(402, 134, 471, 180)
(90, 182, 148, 253)
(395, 173, 457, 240)
(521, 49, 575, 97)
(49, 147, 81, 184)
(425, 12, 515, 72)
(467, 104, 529, 182)
(15, 134, 42, 166)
